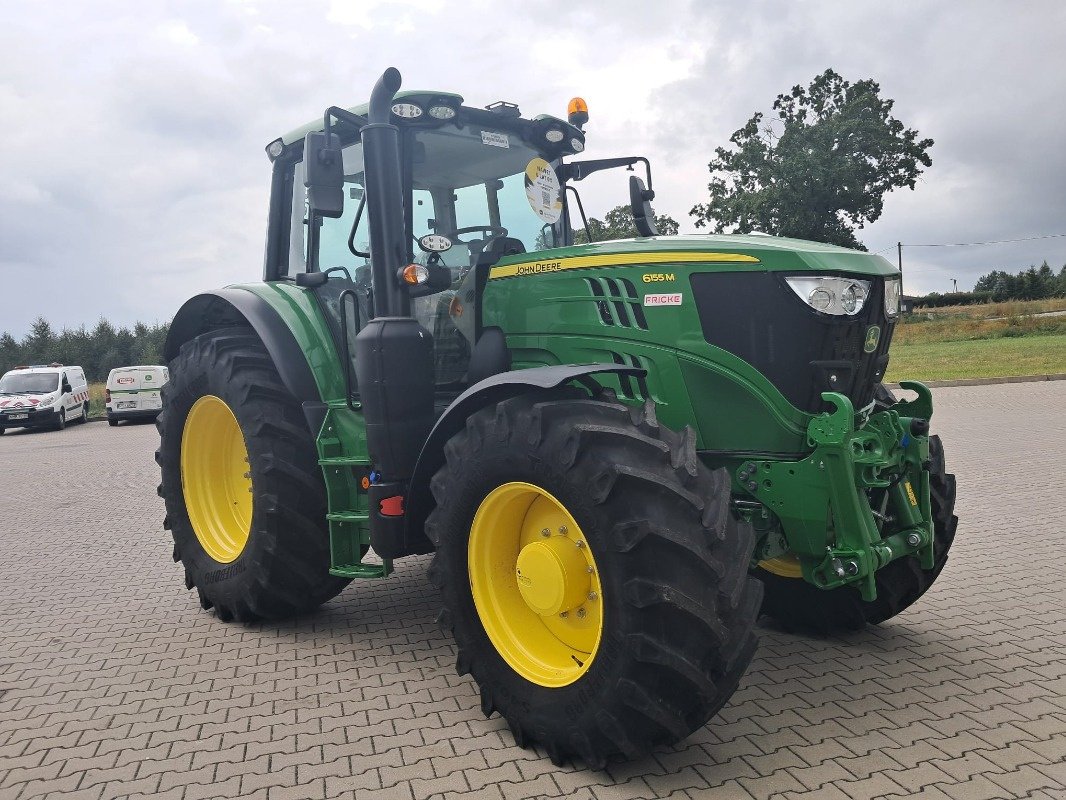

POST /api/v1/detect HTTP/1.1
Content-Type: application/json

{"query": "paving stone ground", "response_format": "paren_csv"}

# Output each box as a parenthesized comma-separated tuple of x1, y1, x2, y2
(1, 382, 1064, 800)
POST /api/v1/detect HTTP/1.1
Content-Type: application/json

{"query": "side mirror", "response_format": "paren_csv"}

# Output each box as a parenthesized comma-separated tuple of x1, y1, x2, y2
(304, 131, 344, 218)
(62, 382, 72, 393)
(629, 176, 659, 237)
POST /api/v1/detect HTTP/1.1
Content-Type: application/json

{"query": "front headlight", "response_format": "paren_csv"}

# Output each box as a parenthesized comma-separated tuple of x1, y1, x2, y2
(785, 276, 871, 316)
(884, 277, 901, 319)
(36, 395, 55, 407)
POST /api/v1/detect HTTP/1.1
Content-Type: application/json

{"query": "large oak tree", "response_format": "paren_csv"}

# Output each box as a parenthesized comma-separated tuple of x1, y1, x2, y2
(691, 69, 933, 250)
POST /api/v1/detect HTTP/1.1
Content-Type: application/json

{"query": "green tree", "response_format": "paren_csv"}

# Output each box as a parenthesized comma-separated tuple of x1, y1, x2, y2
(691, 69, 934, 250)
(22, 317, 56, 364)
(574, 204, 680, 244)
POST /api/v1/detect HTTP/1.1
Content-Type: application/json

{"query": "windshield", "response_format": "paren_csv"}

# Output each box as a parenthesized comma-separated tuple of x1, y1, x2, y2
(0, 372, 59, 394)
(411, 123, 561, 268)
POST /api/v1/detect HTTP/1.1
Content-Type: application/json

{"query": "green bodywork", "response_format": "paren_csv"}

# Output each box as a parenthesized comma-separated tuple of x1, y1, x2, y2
(221, 281, 388, 579)
(231, 232, 936, 601)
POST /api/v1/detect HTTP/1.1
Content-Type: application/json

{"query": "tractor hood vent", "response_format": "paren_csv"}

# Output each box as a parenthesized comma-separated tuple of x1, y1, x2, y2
(584, 277, 648, 330)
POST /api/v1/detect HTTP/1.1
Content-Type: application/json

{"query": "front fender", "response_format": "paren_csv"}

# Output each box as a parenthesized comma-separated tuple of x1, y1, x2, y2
(402, 364, 645, 553)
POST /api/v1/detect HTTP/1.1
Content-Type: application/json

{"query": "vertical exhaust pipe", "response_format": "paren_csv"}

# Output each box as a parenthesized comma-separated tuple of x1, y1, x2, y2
(354, 68, 435, 559)
(362, 67, 409, 318)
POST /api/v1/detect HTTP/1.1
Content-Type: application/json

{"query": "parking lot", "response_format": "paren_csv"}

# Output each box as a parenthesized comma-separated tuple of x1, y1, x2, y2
(1, 381, 1064, 800)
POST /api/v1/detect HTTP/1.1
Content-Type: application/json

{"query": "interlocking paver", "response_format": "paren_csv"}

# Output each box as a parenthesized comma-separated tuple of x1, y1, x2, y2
(0, 381, 1064, 799)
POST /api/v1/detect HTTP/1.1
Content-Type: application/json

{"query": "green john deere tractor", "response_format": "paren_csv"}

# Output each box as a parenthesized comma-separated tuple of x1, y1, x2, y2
(157, 68, 957, 766)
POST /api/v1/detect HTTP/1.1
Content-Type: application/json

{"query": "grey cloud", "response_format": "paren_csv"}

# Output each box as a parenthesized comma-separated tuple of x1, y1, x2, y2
(1, 0, 1063, 338)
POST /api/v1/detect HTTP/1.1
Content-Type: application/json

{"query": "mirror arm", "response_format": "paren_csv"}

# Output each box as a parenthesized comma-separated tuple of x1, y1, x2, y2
(324, 106, 370, 142)
(561, 156, 654, 194)
(565, 186, 592, 244)
(347, 193, 369, 258)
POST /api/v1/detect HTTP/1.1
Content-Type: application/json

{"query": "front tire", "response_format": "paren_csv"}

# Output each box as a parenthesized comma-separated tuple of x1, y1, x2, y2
(427, 392, 762, 767)
(758, 432, 957, 634)
(156, 327, 349, 622)
(54, 410, 66, 431)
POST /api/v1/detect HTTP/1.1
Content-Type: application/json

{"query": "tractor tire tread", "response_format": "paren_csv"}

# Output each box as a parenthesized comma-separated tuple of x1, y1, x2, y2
(426, 391, 760, 766)
(156, 326, 348, 623)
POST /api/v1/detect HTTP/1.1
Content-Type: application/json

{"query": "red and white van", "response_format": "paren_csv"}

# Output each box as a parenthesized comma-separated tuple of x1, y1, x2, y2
(0, 364, 90, 433)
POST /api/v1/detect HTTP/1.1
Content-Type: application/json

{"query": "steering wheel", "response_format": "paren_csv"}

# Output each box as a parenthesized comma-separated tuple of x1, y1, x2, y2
(441, 226, 507, 244)
(439, 225, 509, 269)
(442, 225, 508, 247)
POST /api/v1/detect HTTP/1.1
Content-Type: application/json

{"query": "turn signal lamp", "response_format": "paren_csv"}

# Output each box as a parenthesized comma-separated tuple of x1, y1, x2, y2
(884, 277, 902, 319)
(568, 97, 589, 128)
(400, 264, 429, 285)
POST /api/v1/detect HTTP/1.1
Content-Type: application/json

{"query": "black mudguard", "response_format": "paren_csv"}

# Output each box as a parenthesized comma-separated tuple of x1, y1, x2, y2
(398, 364, 645, 557)
(165, 289, 320, 405)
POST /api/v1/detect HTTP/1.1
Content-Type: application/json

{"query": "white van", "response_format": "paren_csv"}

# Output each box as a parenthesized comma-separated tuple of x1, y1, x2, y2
(0, 364, 90, 433)
(106, 365, 169, 426)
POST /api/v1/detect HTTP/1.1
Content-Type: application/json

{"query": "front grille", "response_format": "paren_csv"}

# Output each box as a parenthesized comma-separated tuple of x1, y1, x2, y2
(689, 272, 895, 413)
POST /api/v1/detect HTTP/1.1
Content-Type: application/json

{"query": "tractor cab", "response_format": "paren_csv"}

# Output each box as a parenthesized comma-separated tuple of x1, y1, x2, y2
(263, 87, 653, 396)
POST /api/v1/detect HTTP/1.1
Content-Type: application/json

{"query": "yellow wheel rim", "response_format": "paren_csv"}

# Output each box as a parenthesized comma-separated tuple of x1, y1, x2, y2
(759, 554, 804, 579)
(180, 395, 252, 564)
(469, 482, 603, 687)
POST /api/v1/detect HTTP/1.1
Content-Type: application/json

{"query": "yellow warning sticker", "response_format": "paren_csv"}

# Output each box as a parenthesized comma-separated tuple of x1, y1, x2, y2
(905, 481, 918, 506)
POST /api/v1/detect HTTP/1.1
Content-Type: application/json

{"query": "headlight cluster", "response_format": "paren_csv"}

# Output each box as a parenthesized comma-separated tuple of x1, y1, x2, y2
(36, 395, 55, 407)
(785, 276, 872, 316)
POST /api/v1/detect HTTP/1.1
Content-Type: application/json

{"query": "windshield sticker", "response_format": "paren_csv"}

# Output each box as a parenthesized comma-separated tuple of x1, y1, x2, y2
(480, 130, 510, 148)
(524, 158, 563, 224)
(644, 293, 683, 307)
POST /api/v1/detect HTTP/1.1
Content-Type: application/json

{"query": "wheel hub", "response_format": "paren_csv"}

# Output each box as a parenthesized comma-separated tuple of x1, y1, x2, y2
(180, 395, 252, 564)
(468, 481, 603, 687)
(516, 538, 590, 616)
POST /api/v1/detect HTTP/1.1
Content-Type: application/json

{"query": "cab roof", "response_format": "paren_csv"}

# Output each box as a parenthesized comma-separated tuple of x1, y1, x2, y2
(271, 90, 584, 159)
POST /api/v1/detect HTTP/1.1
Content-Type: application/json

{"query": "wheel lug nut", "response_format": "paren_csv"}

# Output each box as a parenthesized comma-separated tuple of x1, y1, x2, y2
(575, 540, 585, 548)
(586, 566, 594, 574)
(577, 608, 586, 618)
(540, 528, 551, 537)
(559, 525, 568, 535)
(559, 611, 568, 618)
(587, 592, 597, 601)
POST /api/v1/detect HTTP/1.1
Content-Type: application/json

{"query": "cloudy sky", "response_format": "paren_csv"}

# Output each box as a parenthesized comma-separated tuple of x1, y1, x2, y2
(1, 0, 1064, 336)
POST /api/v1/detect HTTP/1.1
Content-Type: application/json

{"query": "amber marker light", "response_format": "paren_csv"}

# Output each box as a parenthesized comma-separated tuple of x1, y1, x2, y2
(400, 264, 429, 285)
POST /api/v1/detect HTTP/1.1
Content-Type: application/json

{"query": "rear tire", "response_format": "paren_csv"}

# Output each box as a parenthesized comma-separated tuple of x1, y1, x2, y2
(156, 327, 349, 622)
(108, 419, 118, 427)
(427, 391, 761, 767)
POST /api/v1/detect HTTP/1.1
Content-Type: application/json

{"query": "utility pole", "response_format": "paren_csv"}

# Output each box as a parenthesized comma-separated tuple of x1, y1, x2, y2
(897, 242, 903, 276)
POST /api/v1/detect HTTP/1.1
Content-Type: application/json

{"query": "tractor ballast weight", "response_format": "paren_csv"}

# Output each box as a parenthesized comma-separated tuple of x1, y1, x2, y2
(157, 67, 958, 767)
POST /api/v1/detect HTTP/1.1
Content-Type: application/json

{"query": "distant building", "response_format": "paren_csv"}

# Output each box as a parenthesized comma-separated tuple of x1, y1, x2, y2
(901, 295, 917, 314)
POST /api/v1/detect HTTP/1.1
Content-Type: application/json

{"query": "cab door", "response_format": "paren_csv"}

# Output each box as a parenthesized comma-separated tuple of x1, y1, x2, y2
(60, 371, 77, 415)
